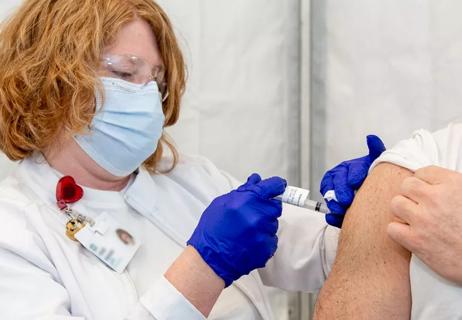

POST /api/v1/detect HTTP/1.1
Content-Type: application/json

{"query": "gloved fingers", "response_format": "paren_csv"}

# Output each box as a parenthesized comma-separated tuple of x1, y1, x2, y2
(246, 173, 262, 185)
(260, 198, 283, 218)
(237, 173, 262, 191)
(258, 176, 287, 199)
(242, 176, 287, 199)
(347, 160, 370, 189)
(321, 162, 350, 197)
(332, 165, 355, 206)
(267, 234, 279, 259)
(320, 171, 334, 196)
(248, 197, 283, 219)
(325, 213, 344, 228)
(250, 234, 279, 269)
(259, 218, 279, 235)
(367, 135, 386, 161)
(325, 200, 346, 215)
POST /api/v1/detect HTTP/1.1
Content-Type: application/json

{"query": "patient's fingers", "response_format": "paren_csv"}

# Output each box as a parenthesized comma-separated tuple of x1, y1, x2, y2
(387, 222, 417, 253)
(400, 176, 431, 203)
(390, 195, 418, 224)
(415, 165, 451, 185)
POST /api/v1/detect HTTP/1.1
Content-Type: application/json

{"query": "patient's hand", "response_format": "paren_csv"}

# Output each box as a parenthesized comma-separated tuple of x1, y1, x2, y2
(315, 163, 412, 320)
(388, 166, 462, 285)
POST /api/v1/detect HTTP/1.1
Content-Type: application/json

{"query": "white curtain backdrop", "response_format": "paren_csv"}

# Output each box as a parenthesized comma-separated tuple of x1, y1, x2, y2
(310, 0, 462, 193)
(159, 0, 301, 185)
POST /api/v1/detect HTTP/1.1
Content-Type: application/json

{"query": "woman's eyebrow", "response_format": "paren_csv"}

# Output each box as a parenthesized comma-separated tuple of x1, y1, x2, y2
(151, 63, 164, 69)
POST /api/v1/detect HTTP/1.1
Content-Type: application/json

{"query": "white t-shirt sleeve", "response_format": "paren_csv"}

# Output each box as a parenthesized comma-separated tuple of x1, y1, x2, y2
(370, 123, 462, 173)
(370, 129, 440, 172)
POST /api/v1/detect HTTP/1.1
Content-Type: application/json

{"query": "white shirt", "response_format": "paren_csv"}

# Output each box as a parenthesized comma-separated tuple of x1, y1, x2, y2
(372, 122, 462, 320)
(0, 153, 339, 319)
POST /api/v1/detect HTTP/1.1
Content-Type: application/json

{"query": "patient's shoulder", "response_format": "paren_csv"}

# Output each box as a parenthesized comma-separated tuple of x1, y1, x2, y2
(315, 161, 413, 318)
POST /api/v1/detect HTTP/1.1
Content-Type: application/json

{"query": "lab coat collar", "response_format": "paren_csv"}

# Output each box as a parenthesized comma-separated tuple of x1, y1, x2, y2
(17, 154, 129, 209)
(15, 154, 180, 242)
(123, 167, 195, 245)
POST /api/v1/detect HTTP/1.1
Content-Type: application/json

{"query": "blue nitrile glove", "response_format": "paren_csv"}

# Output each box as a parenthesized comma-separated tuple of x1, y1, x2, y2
(187, 173, 287, 287)
(320, 135, 386, 228)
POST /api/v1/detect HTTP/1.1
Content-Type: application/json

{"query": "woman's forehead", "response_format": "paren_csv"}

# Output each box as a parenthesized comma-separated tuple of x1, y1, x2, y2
(105, 18, 162, 68)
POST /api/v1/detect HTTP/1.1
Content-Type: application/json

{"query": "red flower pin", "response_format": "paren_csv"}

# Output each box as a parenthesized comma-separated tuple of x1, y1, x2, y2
(56, 176, 84, 210)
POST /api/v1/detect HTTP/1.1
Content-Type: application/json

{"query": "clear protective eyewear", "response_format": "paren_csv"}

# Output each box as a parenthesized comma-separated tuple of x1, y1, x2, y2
(99, 54, 169, 102)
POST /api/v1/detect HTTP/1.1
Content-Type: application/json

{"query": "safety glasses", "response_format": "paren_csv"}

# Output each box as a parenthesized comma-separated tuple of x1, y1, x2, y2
(99, 54, 169, 102)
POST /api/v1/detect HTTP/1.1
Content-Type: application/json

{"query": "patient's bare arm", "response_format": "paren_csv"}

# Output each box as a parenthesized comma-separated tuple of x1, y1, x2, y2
(315, 163, 413, 319)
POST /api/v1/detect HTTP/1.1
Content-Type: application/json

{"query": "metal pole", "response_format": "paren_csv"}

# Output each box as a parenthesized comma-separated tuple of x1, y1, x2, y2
(299, 0, 316, 319)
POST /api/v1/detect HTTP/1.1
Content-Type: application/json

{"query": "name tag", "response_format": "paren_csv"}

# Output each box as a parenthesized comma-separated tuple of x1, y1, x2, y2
(75, 212, 141, 273)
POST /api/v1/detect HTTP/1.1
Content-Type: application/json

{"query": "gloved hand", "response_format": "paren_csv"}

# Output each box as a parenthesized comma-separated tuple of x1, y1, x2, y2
(187, 173, 286, 287)
(320, 135, 386, 228)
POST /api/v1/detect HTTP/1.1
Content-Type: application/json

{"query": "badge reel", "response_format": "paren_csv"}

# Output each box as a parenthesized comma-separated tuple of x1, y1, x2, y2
(56, 176, 140, 273)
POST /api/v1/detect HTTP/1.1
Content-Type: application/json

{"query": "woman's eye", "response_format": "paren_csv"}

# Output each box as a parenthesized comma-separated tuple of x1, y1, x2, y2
(112, 70, 134, 80)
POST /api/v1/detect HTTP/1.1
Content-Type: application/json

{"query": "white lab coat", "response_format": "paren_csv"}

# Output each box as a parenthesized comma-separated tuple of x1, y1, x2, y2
(0, 154, 339, 319)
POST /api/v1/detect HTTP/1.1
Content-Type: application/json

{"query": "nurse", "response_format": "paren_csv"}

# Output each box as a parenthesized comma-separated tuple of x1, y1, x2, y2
(0, 0, 350, 319)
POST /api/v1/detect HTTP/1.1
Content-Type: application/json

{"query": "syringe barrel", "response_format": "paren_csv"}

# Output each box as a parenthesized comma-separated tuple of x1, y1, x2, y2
(275, 186, 330, 214)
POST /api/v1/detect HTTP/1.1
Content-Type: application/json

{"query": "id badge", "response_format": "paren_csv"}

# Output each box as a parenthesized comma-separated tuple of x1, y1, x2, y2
(75, 212, 141, 273)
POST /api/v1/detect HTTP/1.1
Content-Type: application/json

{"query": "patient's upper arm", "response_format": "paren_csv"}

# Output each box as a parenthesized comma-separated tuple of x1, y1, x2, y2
(314, 163, 412, 320)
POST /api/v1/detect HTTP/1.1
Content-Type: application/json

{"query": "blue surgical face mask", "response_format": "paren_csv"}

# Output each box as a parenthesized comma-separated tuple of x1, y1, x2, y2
(75, 77, 165, 177)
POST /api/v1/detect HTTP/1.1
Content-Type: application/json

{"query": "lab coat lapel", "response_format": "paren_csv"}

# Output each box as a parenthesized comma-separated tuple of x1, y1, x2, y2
(123, 168, 192, 245)
(125, 169, 273, 320)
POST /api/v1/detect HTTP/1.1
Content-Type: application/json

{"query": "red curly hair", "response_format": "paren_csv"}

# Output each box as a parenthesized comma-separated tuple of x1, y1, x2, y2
(0, 0, 185, 172)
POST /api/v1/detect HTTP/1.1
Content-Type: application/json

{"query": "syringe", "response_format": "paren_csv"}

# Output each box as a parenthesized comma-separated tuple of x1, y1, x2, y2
(275, 186, 330, 214)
